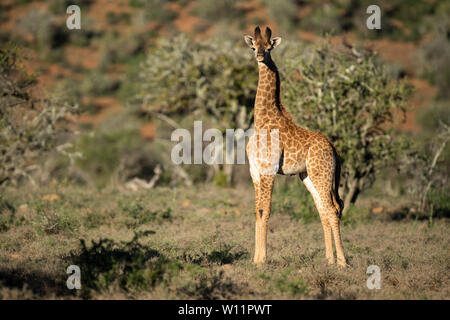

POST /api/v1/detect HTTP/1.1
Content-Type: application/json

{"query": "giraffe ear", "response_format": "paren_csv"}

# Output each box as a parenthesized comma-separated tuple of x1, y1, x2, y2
(244, 35, 254, 48)
(271, 37, 282, 49)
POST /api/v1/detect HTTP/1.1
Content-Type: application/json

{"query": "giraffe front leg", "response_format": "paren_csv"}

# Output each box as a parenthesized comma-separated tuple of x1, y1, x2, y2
(254, 174, 274, 265)
(252, 180, 262, 264)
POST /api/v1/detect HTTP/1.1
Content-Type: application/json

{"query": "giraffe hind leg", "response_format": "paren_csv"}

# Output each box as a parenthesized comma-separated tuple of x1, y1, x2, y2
(302, 174, 335, 265)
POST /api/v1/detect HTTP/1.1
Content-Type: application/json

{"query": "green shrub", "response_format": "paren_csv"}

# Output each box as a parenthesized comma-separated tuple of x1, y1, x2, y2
(118, 54, 147, 103)
(0, 194, 18, 232)
(49, 78, 82, 106)
(419, 102, 450, 133)
(0, 44, 77, 186)
(214, 171, 228, 188)
(134, 34, 259, 186)
(80, 71, 121, 96)
(413, 103, 450, 215)
(0, 194, 15, 214)
(98, 32, 147, 71)
(280, 41, 413, 209)
(82, 212, 108, 230)
(180, 269, 239, 299)
(118, 199, 172, 225)
(32, 199, 80, 235)
(70, 232, 181, 295)
(260, 269, 309, 297)
(136, 34, 257, 129)
(427, 188, 450, 219)
(273, 180, 317, 223)
(340, 204, 370, 227)
(73, 129, 140, 187)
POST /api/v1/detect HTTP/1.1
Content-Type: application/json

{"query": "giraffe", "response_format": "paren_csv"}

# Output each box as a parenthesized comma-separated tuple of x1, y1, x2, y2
(244, 26, 347, 267)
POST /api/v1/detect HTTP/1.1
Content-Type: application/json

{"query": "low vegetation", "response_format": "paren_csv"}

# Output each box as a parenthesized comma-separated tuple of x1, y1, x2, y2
(0, 185, 448, 299)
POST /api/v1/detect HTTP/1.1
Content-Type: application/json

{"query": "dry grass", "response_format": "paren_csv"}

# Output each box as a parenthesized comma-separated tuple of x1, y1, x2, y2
(0, 184, 448, 299)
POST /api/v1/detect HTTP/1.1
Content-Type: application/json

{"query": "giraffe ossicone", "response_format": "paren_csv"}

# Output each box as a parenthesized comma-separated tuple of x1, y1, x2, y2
(244, 26, 347, 267)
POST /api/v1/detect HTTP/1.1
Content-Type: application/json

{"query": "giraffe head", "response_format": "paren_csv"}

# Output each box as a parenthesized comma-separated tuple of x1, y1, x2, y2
(244, 26, 282, 63)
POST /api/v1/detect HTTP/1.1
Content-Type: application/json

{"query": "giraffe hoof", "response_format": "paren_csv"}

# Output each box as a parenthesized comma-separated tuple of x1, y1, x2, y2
(253, 257, 266, 265)
(337, 260, 349, 268)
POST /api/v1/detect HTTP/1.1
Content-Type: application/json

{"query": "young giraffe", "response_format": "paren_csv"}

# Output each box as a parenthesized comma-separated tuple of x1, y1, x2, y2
(244, 26, 347, 267)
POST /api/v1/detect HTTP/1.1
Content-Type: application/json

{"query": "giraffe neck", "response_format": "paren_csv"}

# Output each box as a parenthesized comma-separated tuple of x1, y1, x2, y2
(254, 57, 281, 128)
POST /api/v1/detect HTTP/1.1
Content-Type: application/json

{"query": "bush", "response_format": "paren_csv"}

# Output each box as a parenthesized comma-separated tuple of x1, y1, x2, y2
(340, 204, 370, 227)
(49, 78, 82, 106)
(80, 71, 120, 96)
(134, 35, 259, 186)
(70, 232, 181, 295)
(0, 194, 19, 232)
(409, 103, 450, 215)
(260, 269, 308, 297)
(32, 199, 80, 235)
(279, 41, 413, 209)
(73, 128, 141, 187)
(427, 188, 450, 219)
(118, 199, 172, 225)
(136, 34, 257, 130)
(98, 32, 147, 71)
(273, 179, 317, 223)
(0, 44, 77, 186)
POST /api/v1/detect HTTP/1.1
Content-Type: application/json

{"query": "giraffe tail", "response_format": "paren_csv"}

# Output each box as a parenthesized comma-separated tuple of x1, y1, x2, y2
(330, 143, 344, 218)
